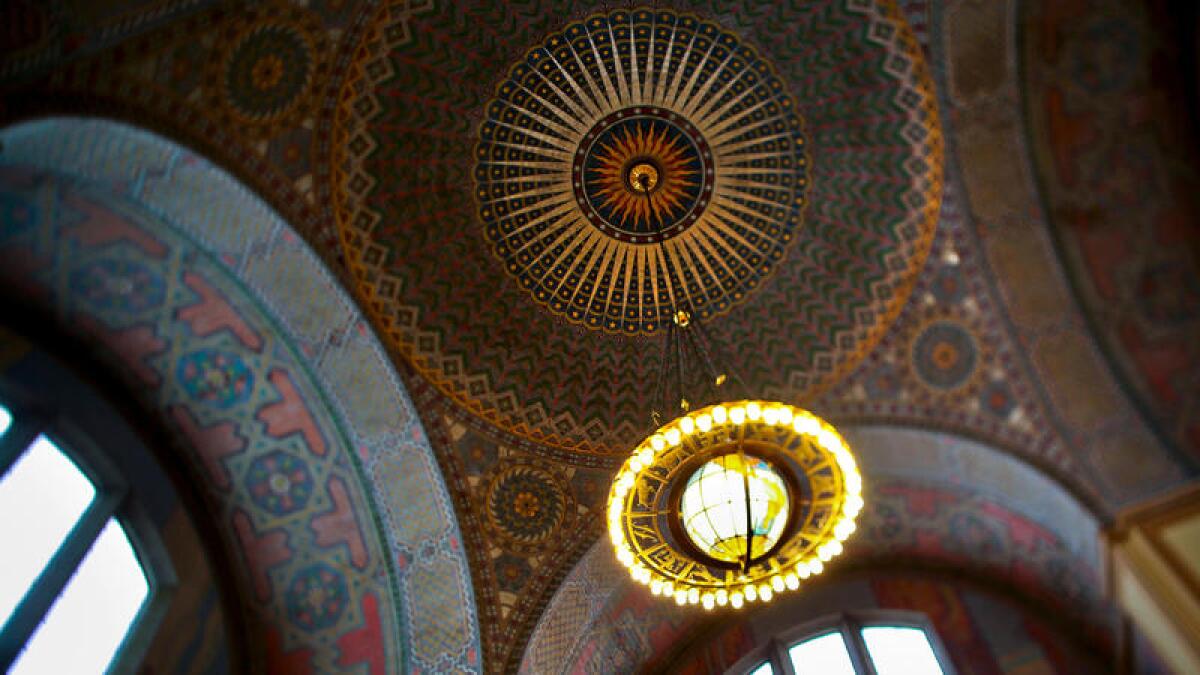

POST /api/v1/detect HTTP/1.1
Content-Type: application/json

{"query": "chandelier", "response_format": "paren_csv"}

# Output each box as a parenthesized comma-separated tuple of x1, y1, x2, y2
(604, 60, 863, 612)
(607, 399, 863, 609)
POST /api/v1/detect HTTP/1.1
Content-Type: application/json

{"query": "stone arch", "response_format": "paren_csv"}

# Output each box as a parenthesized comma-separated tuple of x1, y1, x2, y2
(521, 425, 1108, 674)
(933, 0, 1194, 506)
(0, 117, 481, 673)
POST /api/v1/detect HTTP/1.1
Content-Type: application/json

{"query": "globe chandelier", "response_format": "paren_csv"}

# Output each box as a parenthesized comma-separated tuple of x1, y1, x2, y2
(606, 153, 864, 612)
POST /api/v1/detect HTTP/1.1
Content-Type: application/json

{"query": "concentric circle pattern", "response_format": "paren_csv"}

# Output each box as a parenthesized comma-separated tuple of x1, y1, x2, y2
(912, 320, 979, 391)
(224, 24, 313, 121)
(476, 11, 807, 333)
(575, 109, 712, 244)
(485, 464, 570, 548)
(332, 1, 943, 453)
(204, 4, 328, 137)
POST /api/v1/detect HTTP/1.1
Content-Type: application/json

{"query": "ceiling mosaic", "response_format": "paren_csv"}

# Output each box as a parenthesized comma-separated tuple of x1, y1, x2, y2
(1021, 0, 1200, 467)
(0, 0, 1197, 673)
(0, 119, 481, 674)
(476, 10, 810, 333)
(332, 0, 943, 455)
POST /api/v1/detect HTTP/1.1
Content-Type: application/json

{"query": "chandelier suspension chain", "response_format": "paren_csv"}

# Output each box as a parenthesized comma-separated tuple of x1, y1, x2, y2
(638, 171, 745, 429)
(637, 170, 761, 574)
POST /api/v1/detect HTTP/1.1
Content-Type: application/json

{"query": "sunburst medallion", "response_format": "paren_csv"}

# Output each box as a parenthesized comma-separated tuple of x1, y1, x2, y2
(476, 9, 809, 334)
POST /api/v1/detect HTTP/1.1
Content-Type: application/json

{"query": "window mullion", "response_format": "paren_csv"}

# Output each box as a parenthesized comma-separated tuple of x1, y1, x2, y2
(0, 417, 44, 478)
(772, 636, 796, 675)
(842, 616, 876, 675)
(0, 490, 122, 671)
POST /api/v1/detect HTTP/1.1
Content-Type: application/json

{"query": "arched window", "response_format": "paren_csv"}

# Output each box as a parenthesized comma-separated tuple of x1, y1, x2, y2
(0, 400, 169, 673)
(733, 611, 953, 675)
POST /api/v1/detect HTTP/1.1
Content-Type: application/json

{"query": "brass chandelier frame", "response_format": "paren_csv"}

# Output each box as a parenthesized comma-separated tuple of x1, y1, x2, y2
(605, 156, 864, 610)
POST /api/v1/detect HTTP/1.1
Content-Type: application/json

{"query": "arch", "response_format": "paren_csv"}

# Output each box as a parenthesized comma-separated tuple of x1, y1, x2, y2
(930, 0, 1194, 507)
(1016, 0, 1200, 467)
(0, 118, 481, 673)
(521, 426, 1109, 674)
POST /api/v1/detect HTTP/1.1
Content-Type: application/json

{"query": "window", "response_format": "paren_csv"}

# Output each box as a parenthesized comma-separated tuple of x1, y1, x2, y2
(0, 403, 153, 673)
(731, 612, 953, 675)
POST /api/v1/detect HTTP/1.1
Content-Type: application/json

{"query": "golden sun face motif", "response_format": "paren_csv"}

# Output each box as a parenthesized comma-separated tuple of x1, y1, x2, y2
(476, 9, 814, 335)
(574, 108, 714, 245)
(588, 121, 701, 234)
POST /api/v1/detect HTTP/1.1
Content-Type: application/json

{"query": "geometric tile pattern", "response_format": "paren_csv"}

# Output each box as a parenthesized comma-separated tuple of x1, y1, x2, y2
(0, 119, 481, 674)
(932, 0, 1193, 507)
(331, 0, 944, 455)
(475, 9, 810, 334)
(0, 1, 1193, 672)
(1021, 0, 1200, 467)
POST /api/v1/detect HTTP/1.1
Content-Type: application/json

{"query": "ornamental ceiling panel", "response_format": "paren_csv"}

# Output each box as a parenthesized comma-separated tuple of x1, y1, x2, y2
(1021, 0, 1200, 468)
(331, 0, 943, 455)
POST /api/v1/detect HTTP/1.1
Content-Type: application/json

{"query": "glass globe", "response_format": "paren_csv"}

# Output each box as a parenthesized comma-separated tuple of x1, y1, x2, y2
(679, 454, 790, 564)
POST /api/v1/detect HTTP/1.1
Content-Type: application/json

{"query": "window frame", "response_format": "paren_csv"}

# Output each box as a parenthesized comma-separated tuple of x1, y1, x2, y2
(727, 610, 957, 675)
(0, 395, 176, 673)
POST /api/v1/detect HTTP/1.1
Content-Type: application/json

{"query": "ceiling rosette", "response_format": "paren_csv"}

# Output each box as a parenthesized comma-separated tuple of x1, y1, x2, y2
(331, 1, 942, 455)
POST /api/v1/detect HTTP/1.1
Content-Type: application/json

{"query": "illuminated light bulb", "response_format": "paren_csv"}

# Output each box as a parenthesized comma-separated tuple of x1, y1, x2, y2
(674, 590, 687, 605)
(835, 450, 856, 472)
(650, 435, 666, 452)
(731, 592, 744, 609)
(818, 430, 843, 454)
(746, 402, 762, 421)
(777, 407, 794, 425)
(818, 545, 833, 562)
(784, 573, 800, 590)
(712, 405, 728, 424)
(834, 519, 856, 541)
(759, 584, 773, 602)
(771, 576, 785, 593)
(716, 589, 728, 606)
(810, 560, 824, 575)
(637, 447, 653, 465)
(687, 587, 700, 605)
(651, 579, 664, 595)
(797, 562, 811, 579)
(762, 407, 779, 425)
(680, 417, 696, 435)
(730, 406, 746, 425)
(793, 415, 819, 436)
(629, 458, 643, 473)
(845, 471, 862, 496)
(845, 494, 865, 517)
(663, 582, 674, 597)
(665, 428, 682, 446)
(697, 413, 713, 432)
(744, 584, 757, 602)
(701, 593, 715, 610)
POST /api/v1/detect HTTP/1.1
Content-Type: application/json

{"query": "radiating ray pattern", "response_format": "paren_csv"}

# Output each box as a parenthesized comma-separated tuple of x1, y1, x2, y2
(579, 111, 708, 242)
(475, 9, 808, 334)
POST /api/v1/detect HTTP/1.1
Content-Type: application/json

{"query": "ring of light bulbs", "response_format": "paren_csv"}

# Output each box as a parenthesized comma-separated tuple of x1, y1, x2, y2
(607, 401, 863, 610)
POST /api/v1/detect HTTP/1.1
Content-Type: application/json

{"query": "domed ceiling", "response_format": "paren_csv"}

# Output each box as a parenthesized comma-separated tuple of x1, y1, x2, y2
(330, 1, 943, 455)
(2, 0, 1198, 673)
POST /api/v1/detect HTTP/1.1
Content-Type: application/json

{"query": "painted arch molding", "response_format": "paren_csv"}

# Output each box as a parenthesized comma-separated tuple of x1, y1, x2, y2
(0, 117, 482, 673)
